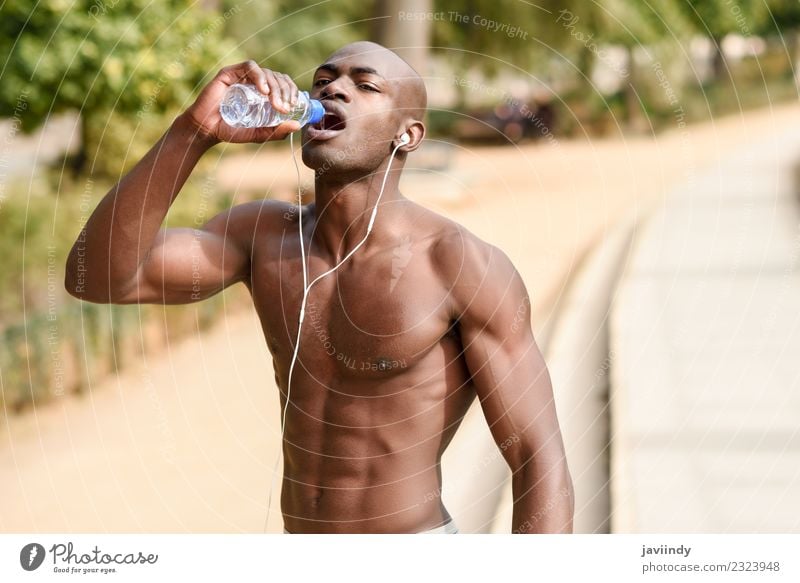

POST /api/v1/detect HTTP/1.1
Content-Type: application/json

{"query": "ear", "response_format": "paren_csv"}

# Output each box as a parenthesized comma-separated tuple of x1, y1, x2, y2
(397, 120, 426, 153)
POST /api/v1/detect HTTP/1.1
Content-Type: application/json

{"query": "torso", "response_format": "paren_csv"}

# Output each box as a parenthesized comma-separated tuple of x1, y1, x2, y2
(244, 199, 476, 533)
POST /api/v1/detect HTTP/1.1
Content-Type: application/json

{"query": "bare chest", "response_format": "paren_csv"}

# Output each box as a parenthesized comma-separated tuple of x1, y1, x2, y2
(248, 243, 454, 379)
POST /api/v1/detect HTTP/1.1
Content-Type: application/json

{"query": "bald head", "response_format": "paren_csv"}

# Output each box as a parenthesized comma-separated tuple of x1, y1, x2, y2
(325, 41, 427, 119)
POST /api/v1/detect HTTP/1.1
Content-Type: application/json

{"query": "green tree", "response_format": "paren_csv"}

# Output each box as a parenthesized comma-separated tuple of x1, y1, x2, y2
(671, 0, 766, 81)
(759, 0, 800, 76)
(587, 1, 693, 128)
(221, 0, 369, 88)
(432, 0, 551, 72)
(763, 0, 800, 31)
(0, 0, 237, 178)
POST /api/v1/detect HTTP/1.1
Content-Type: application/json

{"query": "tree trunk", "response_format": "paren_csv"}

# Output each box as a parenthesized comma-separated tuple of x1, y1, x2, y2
(371, 0, 432, 77)
(711, 35, 727, 82)
(623, 46, 647, 134)
(792, 28, 800, 88)
(70, 113, 89, 178)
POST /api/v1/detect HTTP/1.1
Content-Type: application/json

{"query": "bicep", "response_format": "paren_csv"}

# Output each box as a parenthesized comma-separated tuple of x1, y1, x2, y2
(463, 322, 563, 469)
(453, 245, 565, 469)
(113, 212, 250, 304)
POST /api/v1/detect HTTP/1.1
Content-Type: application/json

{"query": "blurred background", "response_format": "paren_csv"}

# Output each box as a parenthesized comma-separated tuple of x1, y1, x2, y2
(1, 0, 799, 533)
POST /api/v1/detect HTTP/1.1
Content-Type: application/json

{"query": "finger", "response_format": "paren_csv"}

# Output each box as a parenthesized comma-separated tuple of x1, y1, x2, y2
(264, 70, 289, 113)
(273, 72, 294, 112)
(281, 73, 299, 107)
(243, 60, 270, 95)
(217, 60, 264, 90)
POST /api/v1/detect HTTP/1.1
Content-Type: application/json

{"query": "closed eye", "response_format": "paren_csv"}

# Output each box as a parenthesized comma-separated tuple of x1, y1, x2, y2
(358, 83, 379, 92)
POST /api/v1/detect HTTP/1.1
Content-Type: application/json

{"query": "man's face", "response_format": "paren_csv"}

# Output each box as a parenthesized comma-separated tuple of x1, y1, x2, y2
(301, 47, 404, 176)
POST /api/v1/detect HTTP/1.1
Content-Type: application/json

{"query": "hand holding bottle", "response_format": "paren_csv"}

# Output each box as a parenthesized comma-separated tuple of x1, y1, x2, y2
(181, 60, 302, 145)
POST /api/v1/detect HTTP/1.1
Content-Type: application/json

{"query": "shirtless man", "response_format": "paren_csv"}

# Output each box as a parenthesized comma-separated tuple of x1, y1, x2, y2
(64, 41, 574, 534)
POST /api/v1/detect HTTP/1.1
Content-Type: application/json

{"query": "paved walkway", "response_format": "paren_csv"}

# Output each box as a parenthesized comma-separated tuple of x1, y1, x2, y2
(610, 122, 800, 532)
(0, 113, 80, 179)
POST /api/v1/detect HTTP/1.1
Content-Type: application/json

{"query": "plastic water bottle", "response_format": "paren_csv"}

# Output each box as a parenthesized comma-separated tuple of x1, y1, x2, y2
(219, 83, 324, 129)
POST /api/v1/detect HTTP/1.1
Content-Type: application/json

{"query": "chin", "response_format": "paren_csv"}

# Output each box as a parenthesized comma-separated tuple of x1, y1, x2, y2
(301, 137, 371, 178)
(300, 142, 336, 172)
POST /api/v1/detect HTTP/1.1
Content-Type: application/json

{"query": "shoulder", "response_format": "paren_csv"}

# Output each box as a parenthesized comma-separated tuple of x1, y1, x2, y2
(430, 218, 519, 295)
(429, 215, 526, 322)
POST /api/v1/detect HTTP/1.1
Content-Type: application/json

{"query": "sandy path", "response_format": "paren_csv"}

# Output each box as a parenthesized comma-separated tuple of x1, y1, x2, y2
(2, 102, 798, 532)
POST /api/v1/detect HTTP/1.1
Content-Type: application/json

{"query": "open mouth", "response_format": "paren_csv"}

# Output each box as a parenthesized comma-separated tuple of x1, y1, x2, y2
(318, 112, 346, 131)
(305, 104, 347, 142)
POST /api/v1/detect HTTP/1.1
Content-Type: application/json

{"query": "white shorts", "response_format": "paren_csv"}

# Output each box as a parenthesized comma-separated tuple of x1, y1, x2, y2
(283, 519, 459, 534)
(418, 519, 459, 534)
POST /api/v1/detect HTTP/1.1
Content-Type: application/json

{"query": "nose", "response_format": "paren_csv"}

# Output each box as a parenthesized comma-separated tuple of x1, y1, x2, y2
(319, 78, 351, 103)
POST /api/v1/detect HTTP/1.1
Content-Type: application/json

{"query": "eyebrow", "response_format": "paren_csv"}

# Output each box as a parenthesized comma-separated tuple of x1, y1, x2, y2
(314, 63, 386, 80)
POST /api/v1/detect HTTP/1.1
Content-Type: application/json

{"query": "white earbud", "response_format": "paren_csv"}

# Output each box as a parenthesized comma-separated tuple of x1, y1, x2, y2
(399, 132, 410, 145)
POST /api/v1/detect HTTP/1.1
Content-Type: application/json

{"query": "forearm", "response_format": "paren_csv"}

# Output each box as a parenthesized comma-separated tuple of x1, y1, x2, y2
(511, 457, 575, 534)
(65, 114, 214, 299)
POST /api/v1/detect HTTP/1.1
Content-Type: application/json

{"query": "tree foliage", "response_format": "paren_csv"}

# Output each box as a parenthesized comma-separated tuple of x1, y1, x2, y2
(0, 0, 237, 177)
(221, 0, 369, 87)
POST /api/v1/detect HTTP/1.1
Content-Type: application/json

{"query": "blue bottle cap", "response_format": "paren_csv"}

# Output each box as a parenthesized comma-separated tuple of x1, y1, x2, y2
(307, 97, 325, 125)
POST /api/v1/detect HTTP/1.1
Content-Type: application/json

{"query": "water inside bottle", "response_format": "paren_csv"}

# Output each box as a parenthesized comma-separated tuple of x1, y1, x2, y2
(220, 84, 272, 127)
(220, 83, 314, 128)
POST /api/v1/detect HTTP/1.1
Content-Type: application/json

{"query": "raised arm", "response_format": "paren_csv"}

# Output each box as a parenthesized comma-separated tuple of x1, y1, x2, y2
(437, 231, 575, 533)
(64, 60, 302, 304)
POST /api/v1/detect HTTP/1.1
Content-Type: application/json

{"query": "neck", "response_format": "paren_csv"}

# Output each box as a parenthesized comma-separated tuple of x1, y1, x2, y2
(311, 157, 405, 261)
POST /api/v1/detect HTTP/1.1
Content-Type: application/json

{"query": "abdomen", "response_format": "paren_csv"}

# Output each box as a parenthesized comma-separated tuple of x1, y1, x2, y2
(280, 337, 475, 533)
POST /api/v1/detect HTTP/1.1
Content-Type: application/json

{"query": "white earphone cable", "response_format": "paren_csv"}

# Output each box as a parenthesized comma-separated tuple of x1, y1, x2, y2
(264, 131, 405, 532)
